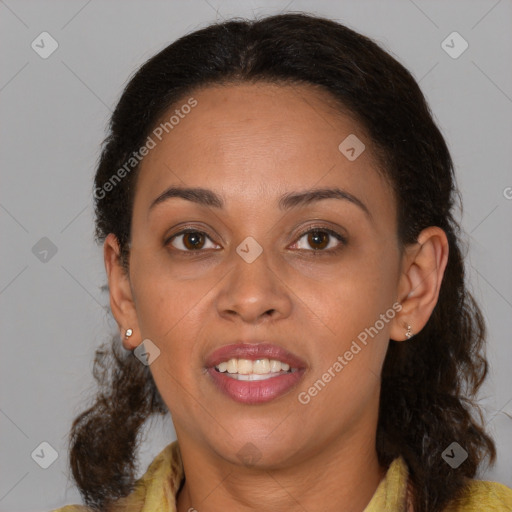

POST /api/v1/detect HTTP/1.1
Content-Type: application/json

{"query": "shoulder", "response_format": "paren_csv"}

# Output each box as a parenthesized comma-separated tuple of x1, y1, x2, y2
(49, 441, 182, 512)
(444, 479, 512, 511)
(50, 507, 93, 512)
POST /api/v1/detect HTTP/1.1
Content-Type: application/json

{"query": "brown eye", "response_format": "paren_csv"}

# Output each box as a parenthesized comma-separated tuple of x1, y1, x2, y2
(292, 227, 346, 253)
(182, 232, 205, 250)
(307, 230, 329, 250)
(168, 230, 219, 252)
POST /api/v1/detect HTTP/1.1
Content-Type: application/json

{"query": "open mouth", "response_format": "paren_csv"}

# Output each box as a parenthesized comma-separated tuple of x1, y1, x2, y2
(214, 358, 298, 381)
(205, 342, 307, 404)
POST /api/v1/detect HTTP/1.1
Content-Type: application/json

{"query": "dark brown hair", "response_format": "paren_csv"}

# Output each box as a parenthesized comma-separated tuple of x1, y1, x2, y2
(69, 13, 495, 512)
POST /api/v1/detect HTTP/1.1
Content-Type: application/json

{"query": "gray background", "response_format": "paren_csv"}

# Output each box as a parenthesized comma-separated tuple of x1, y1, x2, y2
(1, 0, 511, 510)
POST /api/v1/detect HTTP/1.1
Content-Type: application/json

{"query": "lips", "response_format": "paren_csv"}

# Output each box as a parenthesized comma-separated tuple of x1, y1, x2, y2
(204, 342, 307, 405)
(205, 342, 307, 369)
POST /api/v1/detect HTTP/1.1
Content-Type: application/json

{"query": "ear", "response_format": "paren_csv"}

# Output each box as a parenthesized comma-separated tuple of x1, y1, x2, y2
(390, 227, 449, 341)
(104, 233, 140, 350)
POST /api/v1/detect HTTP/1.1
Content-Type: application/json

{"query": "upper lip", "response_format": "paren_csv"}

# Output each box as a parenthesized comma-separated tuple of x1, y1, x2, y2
(205, 342, 307, 369)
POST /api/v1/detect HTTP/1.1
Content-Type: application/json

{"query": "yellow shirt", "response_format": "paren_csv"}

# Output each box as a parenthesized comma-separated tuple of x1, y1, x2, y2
(52, 441, 512, 511)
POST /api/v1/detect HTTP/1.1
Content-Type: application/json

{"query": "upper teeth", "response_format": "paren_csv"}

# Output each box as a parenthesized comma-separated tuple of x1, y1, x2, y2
(215, 358, 291, 374)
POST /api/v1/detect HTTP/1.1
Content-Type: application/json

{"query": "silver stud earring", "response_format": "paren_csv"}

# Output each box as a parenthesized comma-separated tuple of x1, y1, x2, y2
(125, 328, 133, 339)
(405, 325, 413, 340)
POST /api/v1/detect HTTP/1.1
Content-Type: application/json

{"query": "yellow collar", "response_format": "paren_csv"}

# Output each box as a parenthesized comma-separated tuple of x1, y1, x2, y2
(128, 441, 410, 512)
(54, 440, 512, 511)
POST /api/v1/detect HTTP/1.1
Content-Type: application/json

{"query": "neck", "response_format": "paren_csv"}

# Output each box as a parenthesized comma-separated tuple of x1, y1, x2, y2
(175, 428, 386, 512)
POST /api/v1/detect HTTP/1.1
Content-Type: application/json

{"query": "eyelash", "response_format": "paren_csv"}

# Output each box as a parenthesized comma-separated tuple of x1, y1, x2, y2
(165, 225, 347, 257)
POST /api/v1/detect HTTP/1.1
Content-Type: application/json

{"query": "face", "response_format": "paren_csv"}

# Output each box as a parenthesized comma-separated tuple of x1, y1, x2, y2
(124, 83, 404, 467)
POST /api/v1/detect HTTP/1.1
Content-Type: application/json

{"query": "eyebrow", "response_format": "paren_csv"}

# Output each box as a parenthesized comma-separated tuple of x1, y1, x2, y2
(149, 185, 371, 218)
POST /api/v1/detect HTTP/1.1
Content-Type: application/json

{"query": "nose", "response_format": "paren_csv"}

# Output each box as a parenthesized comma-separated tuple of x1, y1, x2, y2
(215, 246, 293, 325)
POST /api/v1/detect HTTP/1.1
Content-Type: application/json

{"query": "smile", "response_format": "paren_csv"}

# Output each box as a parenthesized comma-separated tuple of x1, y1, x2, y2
(206, 342, 307, 404)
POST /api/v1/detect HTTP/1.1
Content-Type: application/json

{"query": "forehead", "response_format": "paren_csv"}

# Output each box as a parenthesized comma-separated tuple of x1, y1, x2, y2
(133, 82, 394, 223)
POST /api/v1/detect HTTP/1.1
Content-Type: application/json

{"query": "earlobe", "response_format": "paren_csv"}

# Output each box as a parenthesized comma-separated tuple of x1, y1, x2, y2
(103, 233, 140, 350)
(390, 227, 449, 341)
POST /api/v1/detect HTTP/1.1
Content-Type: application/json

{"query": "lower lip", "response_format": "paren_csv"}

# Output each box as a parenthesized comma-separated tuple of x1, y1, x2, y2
(207, 368, 305, 404)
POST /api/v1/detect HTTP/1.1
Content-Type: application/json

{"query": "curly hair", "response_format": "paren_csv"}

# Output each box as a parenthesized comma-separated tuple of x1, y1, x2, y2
(68, 13, 496, 512)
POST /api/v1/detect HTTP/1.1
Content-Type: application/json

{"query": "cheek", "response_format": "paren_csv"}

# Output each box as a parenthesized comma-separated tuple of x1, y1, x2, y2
(294, 272, 393, 427)
(129, 252, 217, 405)
(310, 245, 398, 340)
(131, 267, 213, 418)
(130, 249, 217, 340)
(296, 241, 398, 397)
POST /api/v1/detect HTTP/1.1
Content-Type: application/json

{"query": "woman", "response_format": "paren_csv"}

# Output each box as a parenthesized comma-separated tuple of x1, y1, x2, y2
(53, 13, 512, 512)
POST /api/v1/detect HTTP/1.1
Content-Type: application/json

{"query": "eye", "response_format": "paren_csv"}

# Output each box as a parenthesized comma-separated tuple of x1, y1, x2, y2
(291, 227, 346, 253)
(167, 229, 219, 252)
(165, 226, 346, 255)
